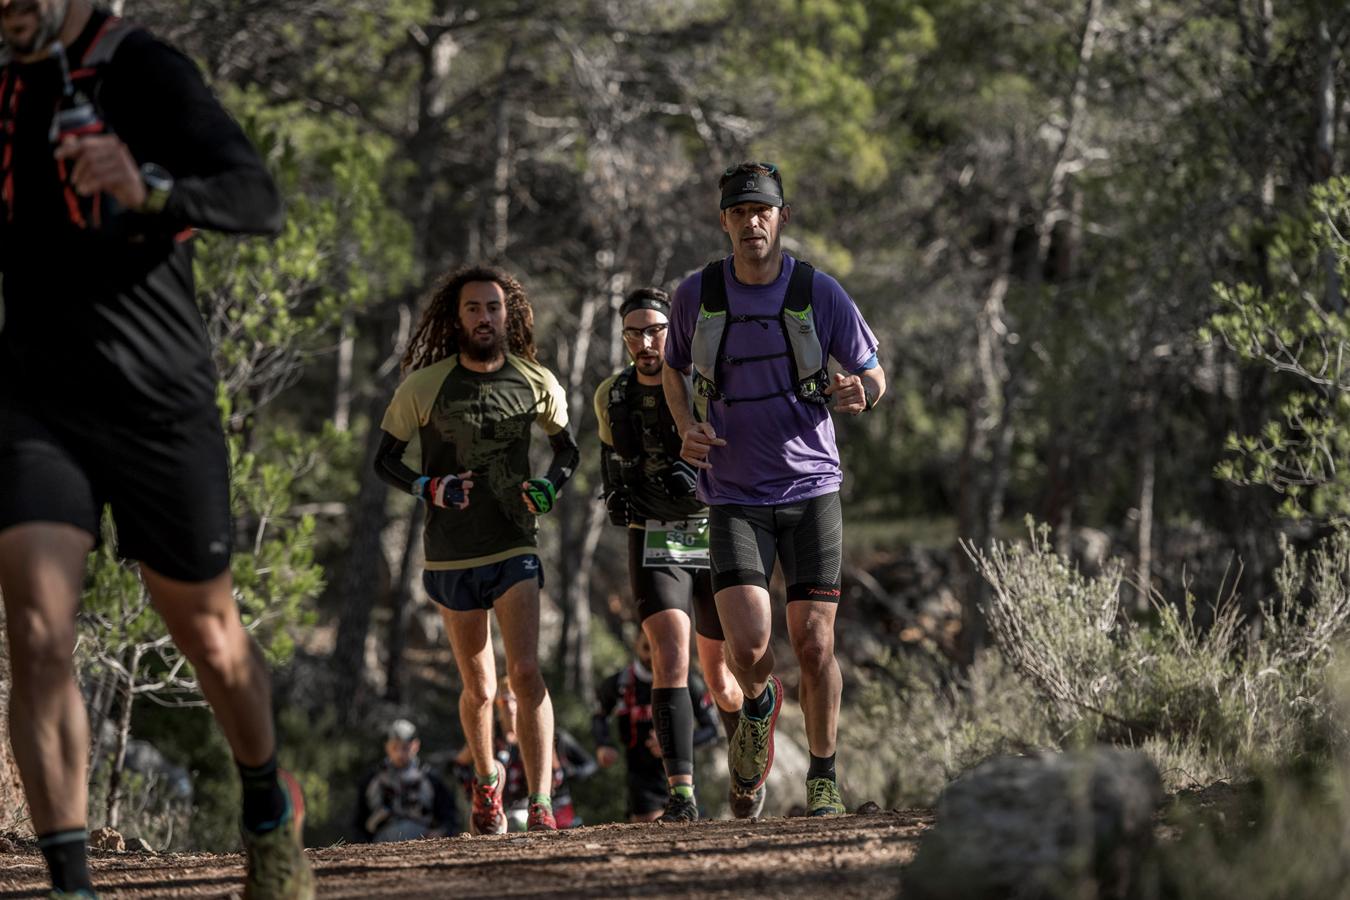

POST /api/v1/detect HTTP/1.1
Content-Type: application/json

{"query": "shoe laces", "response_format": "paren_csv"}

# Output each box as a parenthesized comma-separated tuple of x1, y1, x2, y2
(808, 777, 841, 809)
(474, 780, 501, 812)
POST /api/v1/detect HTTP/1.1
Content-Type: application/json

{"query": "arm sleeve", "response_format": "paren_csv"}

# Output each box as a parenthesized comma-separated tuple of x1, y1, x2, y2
(543, 428, 579, 492)
(108, 34, 283, 235)
(374, 431, 423, 495)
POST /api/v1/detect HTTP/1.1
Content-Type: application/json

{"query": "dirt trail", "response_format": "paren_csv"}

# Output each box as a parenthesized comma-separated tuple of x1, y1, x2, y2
(0, 810, 927, 899)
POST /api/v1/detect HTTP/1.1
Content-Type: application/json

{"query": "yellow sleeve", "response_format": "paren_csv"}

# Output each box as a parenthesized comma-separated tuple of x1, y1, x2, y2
(379, 359, 453, 441)
(594, 374, 618, 446)
(535, 364, 570, 435)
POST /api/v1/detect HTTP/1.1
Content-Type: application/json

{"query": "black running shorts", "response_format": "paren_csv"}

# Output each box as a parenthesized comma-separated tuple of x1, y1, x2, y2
(626, 527, 724, 641)
(708, 492, 843, 602)
(0, 401, 233, 582)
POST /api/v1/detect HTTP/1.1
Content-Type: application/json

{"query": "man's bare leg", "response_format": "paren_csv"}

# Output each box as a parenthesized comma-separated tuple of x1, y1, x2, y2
(713, 585, 774, 699)
(141, 565, 275, 767)
(439, 607, 497, 777)
(0, 523, 94, 836)
(695, 632, 743, 739)
(786, 600, 840, 758)
(494, 578, 553, 799)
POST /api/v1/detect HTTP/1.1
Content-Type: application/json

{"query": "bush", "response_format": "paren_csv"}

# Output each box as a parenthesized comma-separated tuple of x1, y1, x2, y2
(968, 522, 1350, 785)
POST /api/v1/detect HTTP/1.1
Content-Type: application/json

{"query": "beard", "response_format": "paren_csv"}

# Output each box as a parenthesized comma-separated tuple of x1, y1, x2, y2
(634, 351, 662, 376)
(460, 325, 506, 362)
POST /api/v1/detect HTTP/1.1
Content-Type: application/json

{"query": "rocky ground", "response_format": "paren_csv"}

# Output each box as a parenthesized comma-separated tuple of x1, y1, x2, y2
(0, 809, 927, 899)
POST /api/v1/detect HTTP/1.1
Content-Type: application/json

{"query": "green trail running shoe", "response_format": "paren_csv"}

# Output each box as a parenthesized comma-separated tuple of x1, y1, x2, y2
(242, 769, 315, 900)
(807, 777, 847, 816)
(728, 674, 784, 796)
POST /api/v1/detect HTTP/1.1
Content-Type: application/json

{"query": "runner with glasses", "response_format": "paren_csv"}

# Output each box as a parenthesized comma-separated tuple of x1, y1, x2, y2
(595, 287, 751, 821)
(662, 161, 886, 817)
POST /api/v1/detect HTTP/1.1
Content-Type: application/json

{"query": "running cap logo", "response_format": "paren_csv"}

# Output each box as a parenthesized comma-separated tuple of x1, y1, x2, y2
(744, 179, 756, 190)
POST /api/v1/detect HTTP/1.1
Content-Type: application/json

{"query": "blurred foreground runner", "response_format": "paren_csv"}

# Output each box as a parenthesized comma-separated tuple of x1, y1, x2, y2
(0, 1, 307, 897)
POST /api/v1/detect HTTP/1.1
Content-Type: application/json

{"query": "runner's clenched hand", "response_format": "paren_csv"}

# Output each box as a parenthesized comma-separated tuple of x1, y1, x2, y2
(680, 421, 726, 471)
(418, 472, 474, 510)
(54, 135, 147, 209)
(825, 372, 866, 415)
(596, 746, 619, 768)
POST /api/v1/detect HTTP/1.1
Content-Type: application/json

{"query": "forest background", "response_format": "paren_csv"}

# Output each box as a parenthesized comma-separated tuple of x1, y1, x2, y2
(0, 0, 1348, 874)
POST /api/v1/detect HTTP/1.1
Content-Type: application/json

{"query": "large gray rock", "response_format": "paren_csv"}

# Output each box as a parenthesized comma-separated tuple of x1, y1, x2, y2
(904, 748, 1162, 900)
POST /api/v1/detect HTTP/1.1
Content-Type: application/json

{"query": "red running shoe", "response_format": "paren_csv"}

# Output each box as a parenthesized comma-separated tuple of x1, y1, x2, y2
(526, 801, 557, 832)
(470, 760, 507, 835)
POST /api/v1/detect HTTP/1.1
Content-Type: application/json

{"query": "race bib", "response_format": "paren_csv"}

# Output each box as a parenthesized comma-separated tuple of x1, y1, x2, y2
(643, 519, 711, 569)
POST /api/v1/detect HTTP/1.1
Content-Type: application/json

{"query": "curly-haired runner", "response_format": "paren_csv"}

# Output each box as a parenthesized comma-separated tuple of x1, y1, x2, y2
(374, 264, 580, 833)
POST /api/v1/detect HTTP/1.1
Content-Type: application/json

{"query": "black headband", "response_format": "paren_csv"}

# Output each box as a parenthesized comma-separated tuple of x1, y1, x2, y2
(720, 172, 784, 210)
(619, 294, 670, 319)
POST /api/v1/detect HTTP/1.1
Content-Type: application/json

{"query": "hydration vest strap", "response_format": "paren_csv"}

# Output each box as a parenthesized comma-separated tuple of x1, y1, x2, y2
(81, 17, 135, 68)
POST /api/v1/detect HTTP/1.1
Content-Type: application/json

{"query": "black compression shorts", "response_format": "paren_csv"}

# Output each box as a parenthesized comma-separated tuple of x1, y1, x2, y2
(0, 401, 233, 582)
(709, 492, 843, 602)
(626, 526, 724, 641)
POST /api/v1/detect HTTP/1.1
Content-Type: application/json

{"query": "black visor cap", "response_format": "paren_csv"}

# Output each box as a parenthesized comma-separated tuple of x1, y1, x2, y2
(720, 172, 785, 210)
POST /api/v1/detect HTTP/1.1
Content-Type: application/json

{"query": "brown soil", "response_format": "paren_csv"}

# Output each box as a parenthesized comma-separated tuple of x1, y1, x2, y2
(0, 810, 928, 899)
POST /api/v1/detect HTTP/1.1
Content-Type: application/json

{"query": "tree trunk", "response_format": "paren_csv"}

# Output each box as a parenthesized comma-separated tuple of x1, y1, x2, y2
(384, 503, 424, 703)
(105, 647, 140, 830)
(331, 365, 400, 721)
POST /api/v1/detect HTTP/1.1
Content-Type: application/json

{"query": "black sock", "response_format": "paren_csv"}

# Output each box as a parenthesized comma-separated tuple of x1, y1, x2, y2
(39, 830, 93, 893)
(652, 687, 695, 779)
(238, 753, 287, 834)
(743, 683, 774, 720)
(808, 752, 837, 782)
(718, 707, 741, 743)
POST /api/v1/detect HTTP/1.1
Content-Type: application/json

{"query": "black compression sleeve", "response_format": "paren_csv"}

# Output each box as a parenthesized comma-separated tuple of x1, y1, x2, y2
(373, 431, 422, 496)
(544, 428, 580, 491)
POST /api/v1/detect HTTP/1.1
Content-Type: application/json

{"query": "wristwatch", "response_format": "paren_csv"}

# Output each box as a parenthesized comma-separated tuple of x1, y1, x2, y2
(139, 162, 174, 214)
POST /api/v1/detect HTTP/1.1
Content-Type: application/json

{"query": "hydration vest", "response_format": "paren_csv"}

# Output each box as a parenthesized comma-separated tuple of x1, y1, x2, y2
(0, 16, 138, 227)
(691, 258, 830, 406)
(606, 365, 685, 466)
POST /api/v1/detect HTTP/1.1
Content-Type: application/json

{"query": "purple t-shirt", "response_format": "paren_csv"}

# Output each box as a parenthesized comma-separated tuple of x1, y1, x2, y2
(666, 254, 879, 506)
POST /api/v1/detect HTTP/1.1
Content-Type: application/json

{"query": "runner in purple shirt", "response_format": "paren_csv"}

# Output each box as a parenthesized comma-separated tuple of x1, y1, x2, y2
(662, 161, 886, 818)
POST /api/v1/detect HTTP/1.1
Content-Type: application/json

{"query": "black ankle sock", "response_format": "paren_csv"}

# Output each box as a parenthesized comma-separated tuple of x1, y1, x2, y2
(652, 687, 695, 779)
(238, 753, 287, 834)
(718, 707, 741, 742)
(808, 752, 837, 782)
(38, 829, 93, 893)
(743, 684, 774, 720)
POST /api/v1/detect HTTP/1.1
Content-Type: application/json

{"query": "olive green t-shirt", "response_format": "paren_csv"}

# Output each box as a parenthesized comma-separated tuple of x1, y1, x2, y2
(381, 354, 569, 569)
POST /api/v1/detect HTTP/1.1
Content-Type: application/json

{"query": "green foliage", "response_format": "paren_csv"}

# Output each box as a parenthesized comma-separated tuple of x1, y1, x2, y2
(1209, 177, 1350, 520)
(848, 649, 1056, 807)
(970, 522, 1350, 779)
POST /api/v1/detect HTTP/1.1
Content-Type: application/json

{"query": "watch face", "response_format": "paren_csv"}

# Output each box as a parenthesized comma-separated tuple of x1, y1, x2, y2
(140, 163, 172, 189)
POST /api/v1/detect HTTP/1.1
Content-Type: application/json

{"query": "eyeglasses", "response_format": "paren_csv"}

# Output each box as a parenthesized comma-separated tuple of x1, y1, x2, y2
(622, 324, 669, 343)
(724, 162, 778, 176)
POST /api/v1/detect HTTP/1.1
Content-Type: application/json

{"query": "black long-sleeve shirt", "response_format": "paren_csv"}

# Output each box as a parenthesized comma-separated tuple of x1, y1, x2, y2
(0, 10, 283, 415)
